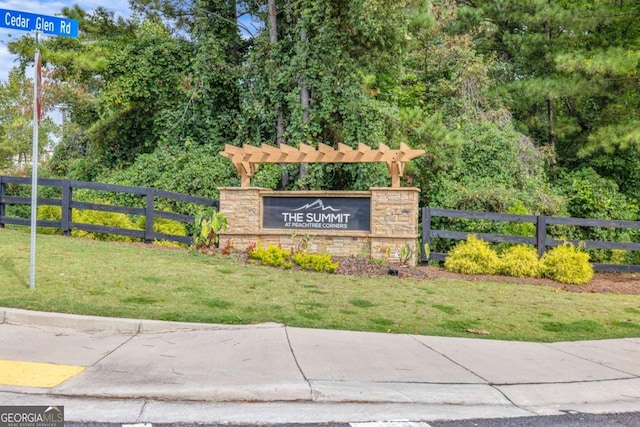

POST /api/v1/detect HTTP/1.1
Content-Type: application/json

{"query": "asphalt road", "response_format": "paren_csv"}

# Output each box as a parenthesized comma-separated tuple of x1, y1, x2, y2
(430, 411, 640, 426)
(64, 412, 640, 427)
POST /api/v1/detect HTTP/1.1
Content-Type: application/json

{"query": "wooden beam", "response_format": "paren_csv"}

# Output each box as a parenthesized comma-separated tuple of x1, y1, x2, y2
(279, 143, 306, 162)
(221, 142, 425, 188)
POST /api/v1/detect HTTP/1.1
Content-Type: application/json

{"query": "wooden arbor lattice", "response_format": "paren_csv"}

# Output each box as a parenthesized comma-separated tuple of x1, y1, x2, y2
(220, 142, 425, 188)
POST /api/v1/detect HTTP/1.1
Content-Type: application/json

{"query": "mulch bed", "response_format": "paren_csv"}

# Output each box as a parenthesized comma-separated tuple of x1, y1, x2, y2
(334, 256, 640, 296)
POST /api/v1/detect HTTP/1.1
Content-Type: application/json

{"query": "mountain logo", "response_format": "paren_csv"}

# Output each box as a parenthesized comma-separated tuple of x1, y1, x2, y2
(292, 199, 340, 212)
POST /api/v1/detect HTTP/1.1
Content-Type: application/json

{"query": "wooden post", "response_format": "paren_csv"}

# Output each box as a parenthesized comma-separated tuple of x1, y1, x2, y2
(536, 215, 547, 258)
(241, 171, 251, 188)
(61, 179, 72, 235)
(421, 206, 431, 263)
(145, 187, 155, 243)
(0, 176, 5, 229)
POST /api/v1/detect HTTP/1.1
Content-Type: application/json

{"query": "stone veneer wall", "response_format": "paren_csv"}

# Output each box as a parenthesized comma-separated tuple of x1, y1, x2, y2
(218, 187, 420, 266)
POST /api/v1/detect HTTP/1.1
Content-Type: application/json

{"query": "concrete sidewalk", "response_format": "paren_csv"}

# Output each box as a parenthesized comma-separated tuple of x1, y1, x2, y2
(1, 307, 639, 424)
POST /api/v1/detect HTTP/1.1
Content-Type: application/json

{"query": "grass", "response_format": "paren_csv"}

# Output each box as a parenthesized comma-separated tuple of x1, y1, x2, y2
(1, 228, 640, 342)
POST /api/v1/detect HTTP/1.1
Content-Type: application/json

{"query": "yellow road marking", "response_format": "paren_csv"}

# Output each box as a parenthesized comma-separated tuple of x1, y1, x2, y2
(0, 360, 85, 387)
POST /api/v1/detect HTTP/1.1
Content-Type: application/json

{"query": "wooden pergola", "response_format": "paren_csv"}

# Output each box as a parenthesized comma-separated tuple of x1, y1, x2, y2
(220, 142, 425, 188)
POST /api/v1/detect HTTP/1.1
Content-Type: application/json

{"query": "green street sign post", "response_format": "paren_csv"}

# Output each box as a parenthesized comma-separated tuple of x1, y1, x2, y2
(1, 9, 78, 289)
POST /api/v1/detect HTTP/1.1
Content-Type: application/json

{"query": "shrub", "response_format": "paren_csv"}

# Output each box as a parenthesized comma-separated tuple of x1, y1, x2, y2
(610, 249, 627, 265)
(502, 201, 536, 238)
(37, 205, 63, 235)
(250, 244, 339, 273)
(498, 245, 541, 278)
(71, 204, 141, 242)
(553, 167, 639, 264)
(102, 144, 239, 203)
(541, 243, 594, 285)
(193, 210, 228, 250)
(29, 199, 187, 245)
(444, 234, 500, 275)
(134, 217, 188, 248)
(292, 252, 339, 273)
(249, 244, 291, 268)
(155, 218, 187, 237)
(291, 252, 313, 270)
(426, 122, 561, 215)
(557, 167, 638, 221)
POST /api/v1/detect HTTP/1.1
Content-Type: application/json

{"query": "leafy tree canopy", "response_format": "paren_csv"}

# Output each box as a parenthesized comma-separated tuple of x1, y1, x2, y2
(1, 0, 638, 219)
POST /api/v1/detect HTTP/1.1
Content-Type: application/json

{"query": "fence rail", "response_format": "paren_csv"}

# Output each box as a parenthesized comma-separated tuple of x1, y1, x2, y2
(0, 176, 219, 245)
(421, 207, 640, 273)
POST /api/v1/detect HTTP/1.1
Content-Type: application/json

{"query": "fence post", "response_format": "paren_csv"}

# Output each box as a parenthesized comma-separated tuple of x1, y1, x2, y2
(61, 180, 72, 235)
(421, 206, 431, 263)
(145, 187, 155, 243)
(536, 214, 547, 258)
(0, 176, 5, 229)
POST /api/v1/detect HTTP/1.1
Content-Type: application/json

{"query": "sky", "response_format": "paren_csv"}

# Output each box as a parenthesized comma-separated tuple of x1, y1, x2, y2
(0, 0, 131, 83)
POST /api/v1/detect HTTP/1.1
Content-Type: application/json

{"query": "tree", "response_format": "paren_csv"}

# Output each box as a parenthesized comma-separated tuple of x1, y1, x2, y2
(237, 0, 408, 189)
(427, 121, 560, 214)
(183, 0, 243, 146)
(108, 0, 244, 149)
(399, 0, 528, 206)
(7, 6, 141, 178)
(457, 0, 640, 166)
(0, 68, 57, 171)
(88, 21, 192, 167)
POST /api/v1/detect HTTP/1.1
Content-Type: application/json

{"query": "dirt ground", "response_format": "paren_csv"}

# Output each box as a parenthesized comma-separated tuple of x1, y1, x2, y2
(335, 257, 640, 296)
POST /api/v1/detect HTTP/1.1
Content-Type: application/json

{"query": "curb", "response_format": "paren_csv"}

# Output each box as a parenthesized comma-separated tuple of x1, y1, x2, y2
(0, 307, 283, 333)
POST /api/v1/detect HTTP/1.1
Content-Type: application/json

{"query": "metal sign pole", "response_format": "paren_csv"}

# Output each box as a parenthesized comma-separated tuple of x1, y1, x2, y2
(29, 32, 40, 290)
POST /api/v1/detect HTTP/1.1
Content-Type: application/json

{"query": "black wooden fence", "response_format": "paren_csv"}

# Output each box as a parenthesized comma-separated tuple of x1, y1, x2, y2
(0, 176, 219, 245)
(421, 207, 640, 273)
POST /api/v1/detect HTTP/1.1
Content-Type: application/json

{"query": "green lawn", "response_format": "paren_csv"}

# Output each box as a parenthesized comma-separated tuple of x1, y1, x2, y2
(1, 228, 639, 342)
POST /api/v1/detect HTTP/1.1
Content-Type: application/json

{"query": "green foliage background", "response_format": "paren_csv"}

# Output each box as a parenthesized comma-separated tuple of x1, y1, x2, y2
(1, 0, 639, 253)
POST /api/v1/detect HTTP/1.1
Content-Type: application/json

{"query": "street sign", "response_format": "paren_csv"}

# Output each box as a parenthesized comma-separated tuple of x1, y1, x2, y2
(1, 8, 78, 38)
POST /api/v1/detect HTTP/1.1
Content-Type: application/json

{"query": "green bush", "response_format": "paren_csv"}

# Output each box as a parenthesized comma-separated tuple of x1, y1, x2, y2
(16, 200, 187, 246)
(498, 245, 541, 278)
(541, 243, 594, 285)
(249, 244, 292, 268)
(154, 218, 187, 237)
(250, 244, 339, 273)
(426, 122, 561, 215)
(291, 252, 314, 270)
(37, 205, 63, 235)
(292, 252, 339, 273)
(557, 167, 638, 221)
(102, 144, 239, 206)
(553, 167, 639, 264)
(502, 201, 536, 238)
(135, 216, 188, 247)
(610, 249, 628, 265)
(193, 209, 228, 250)
(444, 234, 500, 275)
(71, 203, 141, 242)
